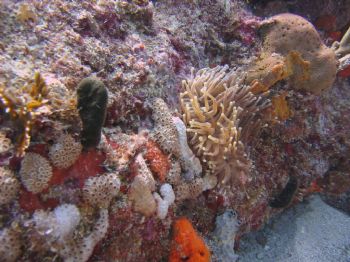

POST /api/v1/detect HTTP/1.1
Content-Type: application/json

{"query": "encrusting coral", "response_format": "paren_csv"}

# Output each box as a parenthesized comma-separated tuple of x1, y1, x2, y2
(180, 65, 267, 186)
(77, 77, 108, 149)
(151, 98, 181, 157)
(169, 217, 210, 262)
(19, 152, 52, 194)
(83, 172, 121, 208)
(0, 167, 20, 205)
(144, 139, 171, 183)
(102, 131, 148, 171)
(166, 160, 182, 186)
(49, 133, 82, 169)
(0, 227, 22, 262)
(175, 175, 217, 202)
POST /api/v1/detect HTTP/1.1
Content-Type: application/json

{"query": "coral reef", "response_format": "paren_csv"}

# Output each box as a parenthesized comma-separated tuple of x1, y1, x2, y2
(0, 0, 349, 261)
(77, 77, 108, 149)
(151, 98, 202, 179)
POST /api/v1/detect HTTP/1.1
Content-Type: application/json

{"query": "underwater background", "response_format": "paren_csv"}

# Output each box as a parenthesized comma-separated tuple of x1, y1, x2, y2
(0, 0, 349, 261)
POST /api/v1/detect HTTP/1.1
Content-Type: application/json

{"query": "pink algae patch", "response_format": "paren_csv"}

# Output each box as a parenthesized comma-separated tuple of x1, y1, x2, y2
(49, 149, 106, 188)
(19, 188, 59, 213)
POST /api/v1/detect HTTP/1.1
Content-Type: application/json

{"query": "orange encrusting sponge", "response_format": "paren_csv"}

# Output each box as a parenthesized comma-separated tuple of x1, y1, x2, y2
(169, 218, 210, 262)
(144, 139, 170, 183)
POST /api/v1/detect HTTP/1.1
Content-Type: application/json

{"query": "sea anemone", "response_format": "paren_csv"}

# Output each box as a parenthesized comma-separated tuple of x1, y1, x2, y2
(180, 65, 268, 186)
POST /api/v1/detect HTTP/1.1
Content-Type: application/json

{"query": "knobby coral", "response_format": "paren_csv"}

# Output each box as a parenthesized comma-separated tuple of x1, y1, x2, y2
(151, 98, 181, 157)
(180, 65, 268, 186)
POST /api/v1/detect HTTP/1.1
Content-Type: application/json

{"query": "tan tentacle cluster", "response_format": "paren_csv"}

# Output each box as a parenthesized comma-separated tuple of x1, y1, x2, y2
(180, 66, 267, 185)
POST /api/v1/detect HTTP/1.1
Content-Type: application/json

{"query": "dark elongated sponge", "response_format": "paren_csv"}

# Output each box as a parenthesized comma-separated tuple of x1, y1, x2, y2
(77, 77, 108, 149)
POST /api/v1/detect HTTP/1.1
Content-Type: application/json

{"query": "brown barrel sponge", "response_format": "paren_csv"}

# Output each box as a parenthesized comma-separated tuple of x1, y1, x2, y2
(259, 13, 337, 94)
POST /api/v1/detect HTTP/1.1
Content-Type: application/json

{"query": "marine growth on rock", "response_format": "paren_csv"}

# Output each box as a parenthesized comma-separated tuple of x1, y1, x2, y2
(0, 0, 349, 261)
